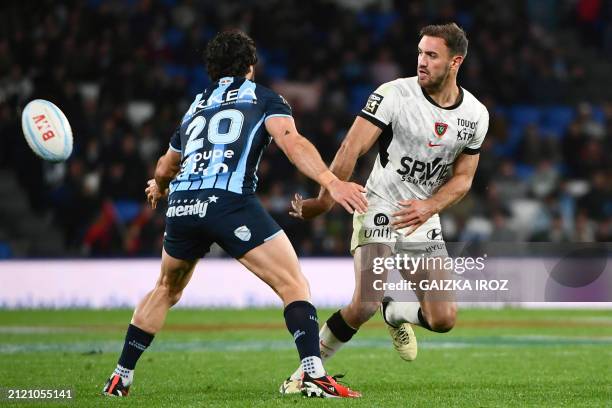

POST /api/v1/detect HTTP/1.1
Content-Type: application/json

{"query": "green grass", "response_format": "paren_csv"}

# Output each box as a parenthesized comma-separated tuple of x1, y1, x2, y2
(0, 308, 611, 407)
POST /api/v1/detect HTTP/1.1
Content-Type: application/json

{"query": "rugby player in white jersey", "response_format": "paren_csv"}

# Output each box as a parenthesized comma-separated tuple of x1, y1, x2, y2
(281, 23, 489, 393)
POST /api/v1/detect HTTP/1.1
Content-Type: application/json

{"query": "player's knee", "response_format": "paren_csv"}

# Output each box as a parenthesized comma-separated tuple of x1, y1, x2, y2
(428, 305, 457, 333)
(275, 274, 309, 303)
(156, 282, 183, 307)
(167, 289, 183, 306)
(361, 301, 381, 319)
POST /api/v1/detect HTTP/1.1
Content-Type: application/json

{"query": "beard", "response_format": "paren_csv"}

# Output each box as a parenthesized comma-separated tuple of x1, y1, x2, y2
(418, 64, 450, 92)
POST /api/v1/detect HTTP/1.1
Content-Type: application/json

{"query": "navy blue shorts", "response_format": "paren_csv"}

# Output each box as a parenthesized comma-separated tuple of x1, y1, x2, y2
(163, 189, 282, 260)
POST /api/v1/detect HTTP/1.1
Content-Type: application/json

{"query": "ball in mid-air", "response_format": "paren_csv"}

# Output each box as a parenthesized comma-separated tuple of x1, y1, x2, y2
(21, 99, 73, 162)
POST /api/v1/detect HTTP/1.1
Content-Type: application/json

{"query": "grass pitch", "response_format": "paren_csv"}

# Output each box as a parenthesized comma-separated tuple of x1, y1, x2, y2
(0, 308, 611, 407)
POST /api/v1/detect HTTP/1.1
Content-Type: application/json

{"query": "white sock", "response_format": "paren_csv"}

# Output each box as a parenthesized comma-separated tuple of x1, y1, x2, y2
(290, 323, 345, 381)
(301, 356, 326, 378)
(385, 301, 421, 327)
(290, 362, 304, 381)
(113, 364, 134, 386)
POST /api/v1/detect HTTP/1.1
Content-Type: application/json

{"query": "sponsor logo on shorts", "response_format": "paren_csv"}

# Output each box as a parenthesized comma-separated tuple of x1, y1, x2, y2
(166, 195, 218, 218)
(426, 228, 443, 240)
(364, 226, 391, 240)
(424, 243, 446, 254)
(374, 213, 389, 226)
(234, 225, 252, 241)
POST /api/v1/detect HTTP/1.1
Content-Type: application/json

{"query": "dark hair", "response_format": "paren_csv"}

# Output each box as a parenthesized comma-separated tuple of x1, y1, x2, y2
(419, 23, 468, 57)
(204, 30, 258, 81)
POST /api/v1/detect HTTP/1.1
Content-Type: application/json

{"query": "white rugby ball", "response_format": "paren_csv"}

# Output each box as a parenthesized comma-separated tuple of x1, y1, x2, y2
(21, 99, 73, 162)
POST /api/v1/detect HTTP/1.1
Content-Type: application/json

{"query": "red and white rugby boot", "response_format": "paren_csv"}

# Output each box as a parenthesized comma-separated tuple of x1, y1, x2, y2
(301, 373, 361, 398)
(102, 373, 131, 397)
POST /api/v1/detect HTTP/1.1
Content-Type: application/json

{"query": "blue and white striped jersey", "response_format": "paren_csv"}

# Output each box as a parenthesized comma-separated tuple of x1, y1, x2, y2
(168, 76, 291, 195)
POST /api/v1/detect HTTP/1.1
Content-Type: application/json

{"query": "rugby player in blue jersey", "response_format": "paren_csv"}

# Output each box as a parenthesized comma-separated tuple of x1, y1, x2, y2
(102, 30, 364, 399)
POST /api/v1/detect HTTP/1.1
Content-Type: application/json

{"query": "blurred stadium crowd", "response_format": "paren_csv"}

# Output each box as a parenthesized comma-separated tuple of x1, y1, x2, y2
(0, 0, 611, 257)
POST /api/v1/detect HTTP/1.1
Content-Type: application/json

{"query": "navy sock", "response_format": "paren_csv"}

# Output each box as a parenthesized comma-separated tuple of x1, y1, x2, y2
(326, 310, 357, 342)
(283, 301, 321, 360)
(118, 324, 155, 370)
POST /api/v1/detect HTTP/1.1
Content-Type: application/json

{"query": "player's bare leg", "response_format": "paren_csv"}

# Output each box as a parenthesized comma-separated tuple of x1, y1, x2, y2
(385, 262, 457, 331)
(382, 259, 457, 361)
(340, 243, 393, 328)
(417, 265, 458, 332)
(238, 232, 311, 305)
(284, 243, 391, 390)
(132, 250, 198, 333)
(103, 249, 198, 396)
(240, 232, 360, 398)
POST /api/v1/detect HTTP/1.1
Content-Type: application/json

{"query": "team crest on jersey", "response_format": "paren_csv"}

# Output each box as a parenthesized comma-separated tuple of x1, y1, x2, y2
(434, 122, 448, 137)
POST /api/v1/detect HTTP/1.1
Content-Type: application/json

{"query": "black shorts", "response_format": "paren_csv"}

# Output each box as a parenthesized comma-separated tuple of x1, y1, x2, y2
(163, 189, 282, 260)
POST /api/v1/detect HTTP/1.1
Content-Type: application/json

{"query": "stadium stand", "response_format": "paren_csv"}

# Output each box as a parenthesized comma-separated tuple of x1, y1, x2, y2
(0, 0, 610, 257)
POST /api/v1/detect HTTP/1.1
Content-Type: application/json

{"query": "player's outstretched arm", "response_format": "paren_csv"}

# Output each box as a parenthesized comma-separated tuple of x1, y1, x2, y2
(291, 116, 382, 219)
(392, 153, 479, 232)
(145, 148, 181, 209)
(325, 116, 382, 188)
(266, 116, 367, 215)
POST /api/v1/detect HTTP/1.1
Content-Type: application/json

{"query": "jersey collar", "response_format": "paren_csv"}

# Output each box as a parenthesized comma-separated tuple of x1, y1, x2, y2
(421, 86, 464, 110)
(218, 76, 235, 86)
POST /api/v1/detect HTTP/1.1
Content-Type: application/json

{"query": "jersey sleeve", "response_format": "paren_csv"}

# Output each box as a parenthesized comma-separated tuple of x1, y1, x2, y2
(358, 82, 399, 130)
(463, 107, 489, 155)
(264, 92, 292, 120)
(169, 125, 181, 153)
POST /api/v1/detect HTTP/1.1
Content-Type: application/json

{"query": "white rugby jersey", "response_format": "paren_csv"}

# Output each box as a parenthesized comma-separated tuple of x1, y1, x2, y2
(358, 76, 489, 203)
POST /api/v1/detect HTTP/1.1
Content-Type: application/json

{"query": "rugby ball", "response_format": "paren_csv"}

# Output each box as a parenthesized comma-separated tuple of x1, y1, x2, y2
(21, 99, 73, 162)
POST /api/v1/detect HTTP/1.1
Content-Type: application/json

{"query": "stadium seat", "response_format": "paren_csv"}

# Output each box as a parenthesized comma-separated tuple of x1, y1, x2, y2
(493, 125, 524, 158)
(591, 106, 606, 124)
(0, 241, 12, 259)
(113, 200, 142, 224)
(264, 64, 288, 80)
(509, 105, 542, 128)
(494, 106, 508, 118)
(514, 163, 535, 180)
(164, 28, 185, 48)
(541, 106, 575, 138)
(349, 84, 374, 114)
(356, 11, 398, 41)
(189, 67, 210, 97)
(164, 64, 188, 79)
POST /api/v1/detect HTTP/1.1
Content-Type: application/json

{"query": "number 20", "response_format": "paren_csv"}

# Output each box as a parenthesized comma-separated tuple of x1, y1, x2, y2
(184, 109, 244, 156)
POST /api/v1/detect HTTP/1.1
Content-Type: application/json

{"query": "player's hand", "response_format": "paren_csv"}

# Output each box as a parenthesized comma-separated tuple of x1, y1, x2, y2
(145, 179, 168, 209)
(391, 199, 437, 235)
(326, 179, 368, 214)
(289, 193, 334, 220)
